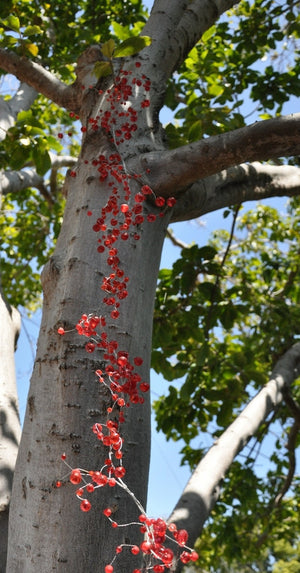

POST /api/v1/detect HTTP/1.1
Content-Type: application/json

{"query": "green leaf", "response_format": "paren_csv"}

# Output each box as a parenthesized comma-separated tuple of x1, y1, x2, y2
(202, 25, 216, 43)
(94, 61, 113, 79)
(24, 42, 39, 57)
(101, 39, 115, 59)
(32, 147, 51, 176)
(23, 25, 43, 36)
(4, 15, 20, 32)
(114, 35, 151, 57)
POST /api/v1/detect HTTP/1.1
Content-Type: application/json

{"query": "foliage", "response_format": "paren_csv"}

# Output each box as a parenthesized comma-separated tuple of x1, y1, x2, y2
(164, 0, 300, 147)
(153, 199, 300, 569)
(0, 0, 148, 309)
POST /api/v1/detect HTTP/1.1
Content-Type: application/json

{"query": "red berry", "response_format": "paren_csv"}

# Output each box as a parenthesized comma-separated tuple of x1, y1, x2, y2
(175, 529, 188, 546)
(140, 382, 149, 392)
(161, 548, 174, 565)
(131, 545, 140, 555)
(56, 481, 62, 488)
(70, 469, 82, 485)
(180, 551, 191, 564)
(105, 566, 113, 573)
(103, 508, 112, 517)
(80, 499, 91, 512)
(57, 327, 65, 335)
(155, 196, 165, 207)
(114, 466, 126, 478)
(140, 541, 151, 553)
(167, 197, 176, 207)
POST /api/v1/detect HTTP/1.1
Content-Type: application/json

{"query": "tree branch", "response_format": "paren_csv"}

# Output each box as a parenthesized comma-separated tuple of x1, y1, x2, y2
(0, 83, 37, 142)
(170, 0, 237, 73)
(0, 155, 76, 201)
(0, 48, 80, 112)
(168, 342, 300, 558)
(143, 0, 237, 81)
(170, 163, 300, 223)
(9, 82, 37, 118)
(142, 114, 300, 196)
(0, 168, 45, 196)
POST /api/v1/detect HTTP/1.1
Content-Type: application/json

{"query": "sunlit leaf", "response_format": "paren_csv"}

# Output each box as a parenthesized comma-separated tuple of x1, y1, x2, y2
(94, 60, 113, 79)
(114, 35, 151, 57)
(101, 39, 115, 59)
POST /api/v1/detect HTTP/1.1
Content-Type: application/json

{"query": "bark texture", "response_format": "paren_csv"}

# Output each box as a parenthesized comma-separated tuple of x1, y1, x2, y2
(6, 48, 171, 570)
(0, 294, 21, 573)
(171, 163, 300, 222)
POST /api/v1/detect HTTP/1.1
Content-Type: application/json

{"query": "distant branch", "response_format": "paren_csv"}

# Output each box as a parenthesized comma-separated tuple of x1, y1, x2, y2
(170, 163, 300, 223)
(143, 0, 237, 80)
(0, 83, 37, 142)
(168, 343, 300, 557)
(0, 168, 45, 196)
(0, 48, 80, 112)
(166, 228, 188, 249)
(274, 419, 299, 505)
(171, 0, 237, 72)
(0, 155, 76, 203)
(142, 114, 300, 196)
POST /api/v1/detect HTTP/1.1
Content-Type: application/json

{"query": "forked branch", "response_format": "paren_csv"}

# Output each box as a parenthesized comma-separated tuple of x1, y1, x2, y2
(142, 114, 300, 196)
(168, 343, 300, 558)
(0, 48, 81, 112)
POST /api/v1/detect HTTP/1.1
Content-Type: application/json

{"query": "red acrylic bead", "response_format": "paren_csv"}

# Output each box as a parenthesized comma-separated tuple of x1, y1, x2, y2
(80, 499, 91, 512)
(70, 469, 82, 485)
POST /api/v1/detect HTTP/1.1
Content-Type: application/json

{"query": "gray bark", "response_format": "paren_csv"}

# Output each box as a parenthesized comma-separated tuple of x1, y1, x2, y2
(0, 83, 37, 141)
(6, 53, 171, 571)
(171, 162, 300, 222)
(0, 49, 80, 112)
(0, 293, 21, 572)
(140, 114, 300, 196)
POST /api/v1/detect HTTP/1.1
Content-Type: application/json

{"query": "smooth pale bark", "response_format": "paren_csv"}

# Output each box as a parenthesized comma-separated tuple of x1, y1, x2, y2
(171, 163, 300, 222)
(143, 0, 237, 78)
(0, 48, 80, 113)
(140, 114, 300, 195)
(0, 83, 37, 141)
(168, 343, 300, 572)
(6, 54, 171, 570)
(0, 294, 21, 572)
(0, 155, 76, 198)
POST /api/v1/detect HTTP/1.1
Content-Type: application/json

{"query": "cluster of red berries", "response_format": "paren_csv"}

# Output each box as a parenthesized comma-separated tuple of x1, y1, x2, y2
(102, 515, 198, 572)
(56, 58, 198, 572)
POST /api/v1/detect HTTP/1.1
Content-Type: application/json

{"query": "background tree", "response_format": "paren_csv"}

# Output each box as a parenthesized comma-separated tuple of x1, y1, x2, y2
(0, 0, 300, 572)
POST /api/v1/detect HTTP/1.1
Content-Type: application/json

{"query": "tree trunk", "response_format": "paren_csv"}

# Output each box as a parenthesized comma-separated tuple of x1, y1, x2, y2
(0, 293, 21, 572)
(6, 68, 170, 569)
